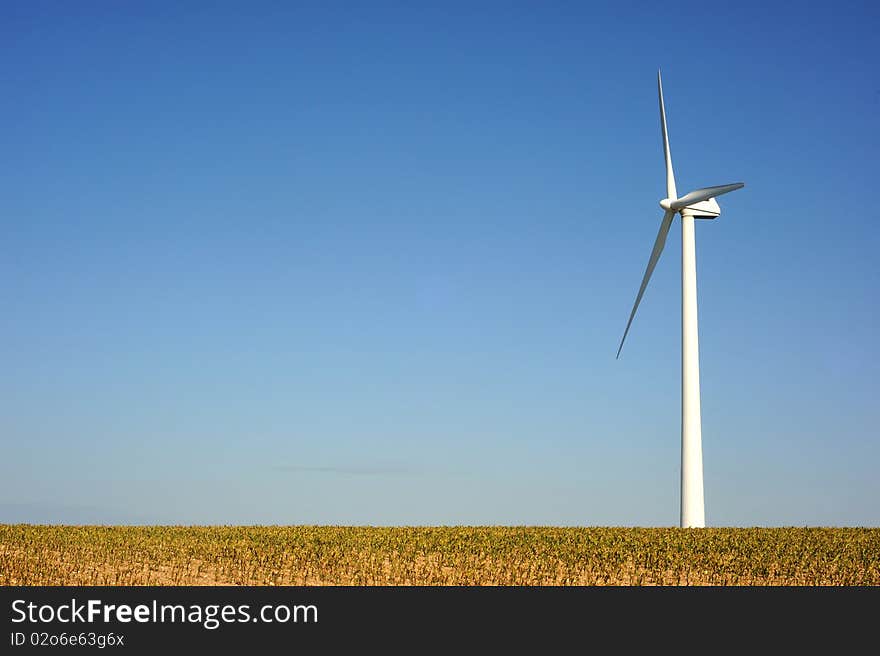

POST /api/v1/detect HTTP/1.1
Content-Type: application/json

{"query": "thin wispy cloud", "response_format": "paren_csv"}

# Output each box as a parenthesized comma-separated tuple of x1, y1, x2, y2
(271, 464, 418, 477)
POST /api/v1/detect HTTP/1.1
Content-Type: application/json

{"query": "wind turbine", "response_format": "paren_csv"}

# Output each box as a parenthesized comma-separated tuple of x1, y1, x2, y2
(616, 71, 744, 528)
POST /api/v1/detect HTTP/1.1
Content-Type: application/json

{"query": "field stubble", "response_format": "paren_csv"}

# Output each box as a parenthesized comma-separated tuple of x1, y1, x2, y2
(1, 526, 878, 586)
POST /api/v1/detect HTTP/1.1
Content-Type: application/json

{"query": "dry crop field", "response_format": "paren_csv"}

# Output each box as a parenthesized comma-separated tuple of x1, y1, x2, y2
(2, 525, 878, 586)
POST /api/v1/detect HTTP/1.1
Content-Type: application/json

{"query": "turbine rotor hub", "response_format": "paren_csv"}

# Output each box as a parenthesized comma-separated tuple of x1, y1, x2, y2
(659, 198, 674, 211)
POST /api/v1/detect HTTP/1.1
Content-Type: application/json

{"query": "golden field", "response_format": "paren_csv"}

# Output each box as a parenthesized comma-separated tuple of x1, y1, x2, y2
(2, 525, 878, 586)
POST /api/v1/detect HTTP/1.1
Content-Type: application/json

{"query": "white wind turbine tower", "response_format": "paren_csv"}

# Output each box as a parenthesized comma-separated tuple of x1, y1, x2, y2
(617, 71, 744, 528)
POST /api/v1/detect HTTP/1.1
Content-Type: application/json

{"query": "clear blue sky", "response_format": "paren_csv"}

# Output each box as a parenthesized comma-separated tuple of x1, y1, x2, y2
(1, 1, 877, 526)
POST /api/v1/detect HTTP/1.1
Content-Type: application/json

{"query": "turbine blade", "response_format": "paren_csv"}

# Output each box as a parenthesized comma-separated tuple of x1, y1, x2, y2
(617, 210, 675, 359)
(670, 183, 745, 210)
(658, 70, 677, 199)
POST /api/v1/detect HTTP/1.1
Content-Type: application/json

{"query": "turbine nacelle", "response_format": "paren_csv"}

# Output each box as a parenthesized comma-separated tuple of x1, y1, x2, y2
(660, 196, 723, 219)
(659, 182, 743, 214)
(682, 197, 722, 219)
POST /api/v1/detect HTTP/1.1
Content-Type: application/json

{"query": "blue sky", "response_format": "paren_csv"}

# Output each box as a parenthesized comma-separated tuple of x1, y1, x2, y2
(1, 1, 877, 526)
